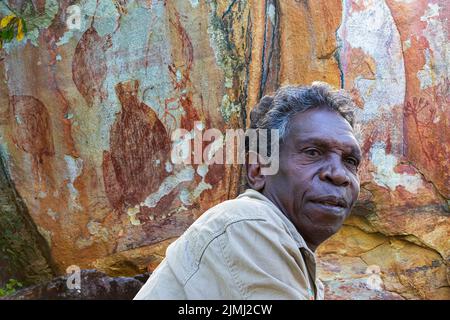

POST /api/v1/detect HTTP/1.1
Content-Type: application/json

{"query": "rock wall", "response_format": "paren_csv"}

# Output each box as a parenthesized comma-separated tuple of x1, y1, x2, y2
(0, 0, 448, 299)
(316, 0, 449, 300)
(0, 154, 55, 287)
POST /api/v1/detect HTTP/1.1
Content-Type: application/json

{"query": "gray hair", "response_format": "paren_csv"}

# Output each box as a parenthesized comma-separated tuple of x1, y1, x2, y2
(249, 81, 356, 146)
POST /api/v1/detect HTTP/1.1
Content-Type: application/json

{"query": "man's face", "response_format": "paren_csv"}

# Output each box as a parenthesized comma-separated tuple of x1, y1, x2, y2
(262, 107, 361, 251)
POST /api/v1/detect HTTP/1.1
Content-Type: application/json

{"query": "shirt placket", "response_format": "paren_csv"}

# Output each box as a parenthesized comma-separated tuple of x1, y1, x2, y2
(300, 247, 318, 300)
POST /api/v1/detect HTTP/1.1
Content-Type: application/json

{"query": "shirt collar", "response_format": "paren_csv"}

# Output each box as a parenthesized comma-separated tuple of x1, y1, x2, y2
(237, 188, 316, 255)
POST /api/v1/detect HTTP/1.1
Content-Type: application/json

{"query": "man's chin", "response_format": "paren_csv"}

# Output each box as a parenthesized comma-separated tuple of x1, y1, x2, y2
(319, 223, 343, 237)
(299, 220, 345, 249)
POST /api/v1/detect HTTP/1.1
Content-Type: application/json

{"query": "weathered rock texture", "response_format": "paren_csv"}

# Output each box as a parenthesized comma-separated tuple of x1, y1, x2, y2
(0, 155, 55, 287)
(1, 269, 148, 300)
(316, 0, 449, 300)
(0, 0, 448, 299)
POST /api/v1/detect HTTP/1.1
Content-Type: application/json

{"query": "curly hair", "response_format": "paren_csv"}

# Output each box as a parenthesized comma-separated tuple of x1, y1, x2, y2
(250, 81, 355, 135)
(246, 81, 356, 155)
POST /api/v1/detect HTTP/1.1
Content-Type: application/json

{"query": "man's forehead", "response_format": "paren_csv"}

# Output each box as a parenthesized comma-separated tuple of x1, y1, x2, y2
(290, 107, 353, 130)
(288, 120, 361, 155)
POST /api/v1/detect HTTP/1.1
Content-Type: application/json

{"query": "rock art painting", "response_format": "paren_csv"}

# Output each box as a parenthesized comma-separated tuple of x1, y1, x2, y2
(103, 79, 171, 212)
(72, 27, 111, 107)
(10, 95, 54, 159)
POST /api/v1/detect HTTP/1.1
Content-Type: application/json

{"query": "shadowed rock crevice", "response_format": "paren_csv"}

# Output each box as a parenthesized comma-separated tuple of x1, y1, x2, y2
(0, 155, 56, 287)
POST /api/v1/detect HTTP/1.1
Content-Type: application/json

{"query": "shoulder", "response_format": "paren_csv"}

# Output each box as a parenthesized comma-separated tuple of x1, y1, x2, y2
(164, 196, 291, 284)
(174, 196, 278, 256)
(199, 195, 272, 223)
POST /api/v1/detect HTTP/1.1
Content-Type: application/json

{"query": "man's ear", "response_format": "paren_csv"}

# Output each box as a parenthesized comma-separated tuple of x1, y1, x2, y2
(246, 151, 266, 191)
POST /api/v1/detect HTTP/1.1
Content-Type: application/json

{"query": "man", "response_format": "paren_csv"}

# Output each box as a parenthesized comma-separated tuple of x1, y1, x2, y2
(134, 82, 361, 300)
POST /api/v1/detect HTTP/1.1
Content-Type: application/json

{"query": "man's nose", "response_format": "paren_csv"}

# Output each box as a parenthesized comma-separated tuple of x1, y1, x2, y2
(319, 156, 350, 187)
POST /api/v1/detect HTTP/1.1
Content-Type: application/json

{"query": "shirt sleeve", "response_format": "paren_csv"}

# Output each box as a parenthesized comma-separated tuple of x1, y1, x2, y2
(185, 219, 313, 300)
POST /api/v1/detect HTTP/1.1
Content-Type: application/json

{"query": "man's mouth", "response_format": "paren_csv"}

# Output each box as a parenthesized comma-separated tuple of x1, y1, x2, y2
(310, 196, 348, 209)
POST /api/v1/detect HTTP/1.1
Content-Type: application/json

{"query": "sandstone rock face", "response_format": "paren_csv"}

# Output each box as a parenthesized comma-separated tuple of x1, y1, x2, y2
(316, 0, 449, 300)
(0, 0, 448, 299)
(0, 156, 55, 287)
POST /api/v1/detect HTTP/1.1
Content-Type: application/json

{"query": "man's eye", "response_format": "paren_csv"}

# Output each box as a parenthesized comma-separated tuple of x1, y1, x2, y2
(304, 148, 321, 157)
(345, 157, 359, 167)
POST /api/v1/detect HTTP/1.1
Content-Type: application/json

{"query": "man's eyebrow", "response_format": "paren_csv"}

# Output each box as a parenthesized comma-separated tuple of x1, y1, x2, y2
(295, 137, 362, 159)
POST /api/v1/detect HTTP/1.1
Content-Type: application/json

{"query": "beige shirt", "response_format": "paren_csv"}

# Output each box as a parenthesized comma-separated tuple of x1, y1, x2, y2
(134, 188, 324, 300)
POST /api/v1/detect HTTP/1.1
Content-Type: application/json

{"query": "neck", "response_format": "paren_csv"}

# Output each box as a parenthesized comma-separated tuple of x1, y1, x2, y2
(262, 188, 319, 251)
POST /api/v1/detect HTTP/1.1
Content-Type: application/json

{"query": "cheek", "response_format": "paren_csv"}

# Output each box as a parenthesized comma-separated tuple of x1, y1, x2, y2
(284, 158, 315, 180)
(276, 157, 315, 195)
(285, 170, 311, 194)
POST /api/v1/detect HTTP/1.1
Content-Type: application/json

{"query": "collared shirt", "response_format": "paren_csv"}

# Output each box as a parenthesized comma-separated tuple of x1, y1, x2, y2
(134, 188, 324, 300)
